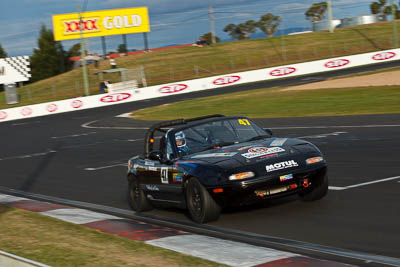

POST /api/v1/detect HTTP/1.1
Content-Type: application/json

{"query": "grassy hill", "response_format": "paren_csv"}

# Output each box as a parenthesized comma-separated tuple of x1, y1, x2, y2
(1, 21, 399, 109)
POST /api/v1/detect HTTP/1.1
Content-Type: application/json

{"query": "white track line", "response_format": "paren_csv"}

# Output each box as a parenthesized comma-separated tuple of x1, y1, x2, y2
(85, 163, 127, 171)
(51, 131, 97, 139)
(298, 131, 347, 139)
(0, 150, 57, 161)
(12, 121, 41, 126)
(81, 120, 149, 130)
(116, 112, 133, 118)
(329, 176, 400, 191)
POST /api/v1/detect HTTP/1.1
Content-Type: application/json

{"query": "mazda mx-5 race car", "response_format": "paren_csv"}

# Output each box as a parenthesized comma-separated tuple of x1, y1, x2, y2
(127, 115, 328, 223)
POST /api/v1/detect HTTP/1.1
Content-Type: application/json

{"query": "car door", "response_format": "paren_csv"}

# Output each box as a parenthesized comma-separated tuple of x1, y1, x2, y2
(141, 135, 184, 205)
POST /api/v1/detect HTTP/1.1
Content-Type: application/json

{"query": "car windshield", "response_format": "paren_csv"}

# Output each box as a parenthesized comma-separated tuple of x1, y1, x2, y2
(172, 118, 268, 156)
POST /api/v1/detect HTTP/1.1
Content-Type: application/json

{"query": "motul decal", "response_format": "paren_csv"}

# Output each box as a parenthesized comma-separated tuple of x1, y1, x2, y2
(372, 52, 396, 61)
(270, 67, 296, 77)
(324, 59, 350, 68)
(100, 93, 131, 103)
(46, 104, 58, 113)
(0, 111, 7, 120)
(213, 75, 241, 85)
(71, 99, 83, 109)
(159, 84, 188, 94)
(21, 107, 33, 116)
(64, 19, 99, 33)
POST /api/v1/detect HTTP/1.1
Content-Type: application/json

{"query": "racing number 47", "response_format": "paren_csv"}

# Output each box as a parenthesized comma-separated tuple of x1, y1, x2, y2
(238, 119, 251, 126)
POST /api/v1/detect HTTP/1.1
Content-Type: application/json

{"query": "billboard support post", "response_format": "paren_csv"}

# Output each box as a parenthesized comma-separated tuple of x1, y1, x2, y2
(77, 4, 90, 96)
(123, 34, 128, 52)
(327, 0, 334, 33)
(101, 36, 107, 56)
(391, 0, 399, 48)
(143, 32, 149, 51)
(209, 6, 216, 44)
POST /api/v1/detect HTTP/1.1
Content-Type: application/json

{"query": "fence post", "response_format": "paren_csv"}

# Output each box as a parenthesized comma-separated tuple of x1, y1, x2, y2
(229, 60, 235, 70)
(52, 85, 56, 98)
(264, 55, 268, 65)
(140, 66, 147, 87)
(313, 46, 319, 58)
(247, 57, 252, 67)
(27, 87, 32, 101)
(75, 81, 80, 94)
(329, 44, 334, 57)
(170, 66, 174, 80)
(297, 49, 303, 60)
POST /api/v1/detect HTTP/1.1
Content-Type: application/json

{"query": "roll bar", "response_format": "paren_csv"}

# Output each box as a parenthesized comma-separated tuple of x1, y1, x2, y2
(144, 114, 225, 157)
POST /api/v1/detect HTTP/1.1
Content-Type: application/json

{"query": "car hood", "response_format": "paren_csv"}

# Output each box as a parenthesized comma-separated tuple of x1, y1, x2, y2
(186, 137, 321, 167)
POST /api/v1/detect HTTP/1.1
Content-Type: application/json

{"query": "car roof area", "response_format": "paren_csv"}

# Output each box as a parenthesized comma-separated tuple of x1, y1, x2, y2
(144, 114, 252, 157)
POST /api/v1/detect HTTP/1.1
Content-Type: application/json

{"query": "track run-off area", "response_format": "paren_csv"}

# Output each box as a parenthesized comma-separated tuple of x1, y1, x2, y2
(0, 63, 399, 266)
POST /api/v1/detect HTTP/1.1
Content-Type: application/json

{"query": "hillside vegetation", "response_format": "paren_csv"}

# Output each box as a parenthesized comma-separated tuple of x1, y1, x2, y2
(1, 21, 399, 109)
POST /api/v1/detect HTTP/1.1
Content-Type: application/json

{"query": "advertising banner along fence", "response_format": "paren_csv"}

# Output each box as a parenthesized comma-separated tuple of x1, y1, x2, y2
(1, 48, 399, 123)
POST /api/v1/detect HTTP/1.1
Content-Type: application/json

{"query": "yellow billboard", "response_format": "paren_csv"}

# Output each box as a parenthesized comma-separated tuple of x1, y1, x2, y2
(52, 7, 150, 41)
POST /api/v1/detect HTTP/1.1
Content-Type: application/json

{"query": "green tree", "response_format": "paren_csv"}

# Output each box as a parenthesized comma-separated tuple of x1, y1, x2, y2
(67, 43, 81, 58)
(117, 44, 127, 53)
(200, 32, 220, 44)
(30, 24, 67, 82)
(257, 13, 282, 37)
(305, 2, 328, 27)
(224, 20, 257, 40)
(370, 0, 398, 17)
(0, 43, 7, 58)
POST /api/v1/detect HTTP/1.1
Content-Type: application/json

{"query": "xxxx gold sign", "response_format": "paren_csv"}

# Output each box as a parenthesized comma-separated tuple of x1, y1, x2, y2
(52, 7, 150, 41)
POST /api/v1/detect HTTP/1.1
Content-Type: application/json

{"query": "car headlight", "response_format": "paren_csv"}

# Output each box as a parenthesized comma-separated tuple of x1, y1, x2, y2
(306, 156, 323, 164)
(229, 171, 255, 180)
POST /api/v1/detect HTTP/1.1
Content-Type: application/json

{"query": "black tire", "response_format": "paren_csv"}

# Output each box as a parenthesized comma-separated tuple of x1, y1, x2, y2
(128, 176, 153, 212)
(186, 178, 221, 223)
(299, 174, 329, 201)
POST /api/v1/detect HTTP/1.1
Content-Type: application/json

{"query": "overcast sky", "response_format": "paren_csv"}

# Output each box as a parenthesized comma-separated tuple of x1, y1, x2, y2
(0, 0, 374, 57)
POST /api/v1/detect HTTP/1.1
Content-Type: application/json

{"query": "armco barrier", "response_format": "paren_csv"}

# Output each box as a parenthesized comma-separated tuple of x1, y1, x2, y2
(1, 48, 399, 123)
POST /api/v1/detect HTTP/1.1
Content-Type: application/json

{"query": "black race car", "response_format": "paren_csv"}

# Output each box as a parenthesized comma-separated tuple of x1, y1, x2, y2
(127, 115, 328, 223)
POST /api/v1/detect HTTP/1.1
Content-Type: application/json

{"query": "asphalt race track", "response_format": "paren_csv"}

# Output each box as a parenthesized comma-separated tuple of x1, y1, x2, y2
(1, 64, 399, 264)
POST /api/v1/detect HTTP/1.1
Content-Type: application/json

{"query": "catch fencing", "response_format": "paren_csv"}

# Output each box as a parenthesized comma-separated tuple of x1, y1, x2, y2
(0, 48, 399, 122)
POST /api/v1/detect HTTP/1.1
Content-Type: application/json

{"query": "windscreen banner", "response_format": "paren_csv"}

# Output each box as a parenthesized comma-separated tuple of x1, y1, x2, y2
(52, 7, 150, 41)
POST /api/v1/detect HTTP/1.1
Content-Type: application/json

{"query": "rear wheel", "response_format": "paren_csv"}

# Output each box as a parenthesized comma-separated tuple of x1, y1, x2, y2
(299, 174, 329, 201)
(186, 178, 221, 223)
(128, 176, 152, 211)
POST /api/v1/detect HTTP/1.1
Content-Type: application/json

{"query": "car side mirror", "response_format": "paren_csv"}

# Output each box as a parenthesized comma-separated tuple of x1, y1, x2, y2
(265, 128, 273, 136)
(149, 150, 163, 161)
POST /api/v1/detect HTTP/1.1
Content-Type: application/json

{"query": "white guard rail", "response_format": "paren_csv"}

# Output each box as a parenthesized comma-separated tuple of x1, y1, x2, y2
(1, 48, 399, 123)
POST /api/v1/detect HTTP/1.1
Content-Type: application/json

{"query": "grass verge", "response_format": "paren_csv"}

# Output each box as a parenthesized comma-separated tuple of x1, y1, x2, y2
(131, 86, 400, 120)
(0, 204, 225, 267)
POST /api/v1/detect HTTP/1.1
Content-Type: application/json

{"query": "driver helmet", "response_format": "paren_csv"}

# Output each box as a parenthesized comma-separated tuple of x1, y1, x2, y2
(175, 131, 189, 153)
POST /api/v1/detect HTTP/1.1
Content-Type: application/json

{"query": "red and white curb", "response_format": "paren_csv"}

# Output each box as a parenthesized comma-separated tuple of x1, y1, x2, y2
(0, 193, 354, 267)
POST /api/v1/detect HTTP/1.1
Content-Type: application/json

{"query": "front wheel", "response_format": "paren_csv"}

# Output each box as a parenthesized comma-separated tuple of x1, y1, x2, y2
(128, 176, 152, 212)
(299, 174, 329, 201)
(186, 178, 221, 223)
